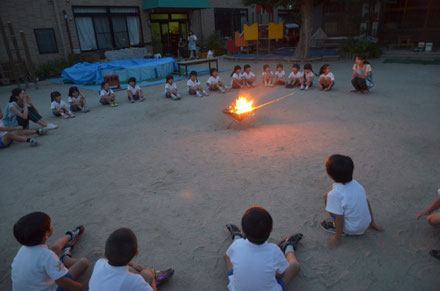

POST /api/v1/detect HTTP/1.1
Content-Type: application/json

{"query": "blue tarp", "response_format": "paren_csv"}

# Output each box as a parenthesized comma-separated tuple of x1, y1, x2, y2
(61, 58, 177, 85)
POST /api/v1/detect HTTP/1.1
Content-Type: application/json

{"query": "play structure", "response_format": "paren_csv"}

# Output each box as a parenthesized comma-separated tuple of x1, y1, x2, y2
(228, 22, 299, 55)
(0, 16, 38, 88)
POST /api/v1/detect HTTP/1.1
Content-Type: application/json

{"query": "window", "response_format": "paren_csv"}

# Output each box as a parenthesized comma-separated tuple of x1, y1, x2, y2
(214, 8, 248, 37)
(34, 29, 58, 54)
(73, 6, 142, 51)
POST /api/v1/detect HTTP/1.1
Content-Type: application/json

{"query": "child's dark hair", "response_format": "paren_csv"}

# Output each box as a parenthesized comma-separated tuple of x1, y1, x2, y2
(189, 71, 198, 81)
(166, 75, 174, 82)
(68, 86, 79, 97)
(231, 65, 241, 77)
(319, 64, 330, 75)
(101, 81, 108, 89)
(303, 63, 317, 76)
(10, 88, 23, 102)
(210, 68, 218, 76)
(263, 64, 270, 71)
(241, 206, 273, 245)
(356, 54, 370, 65)
(13, 212, 51, 246)
(128, 77, 136, 83)
(326, 154, 354, 184)
(276, 64, 283, 69)
(50, 91, 61, 102)
(292, 64, 300, 69)
(244, 64, 251, 70)
(105, 228, 138, 266)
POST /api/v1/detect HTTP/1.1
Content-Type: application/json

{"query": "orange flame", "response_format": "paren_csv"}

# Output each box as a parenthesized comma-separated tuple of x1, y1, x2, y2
(230, 96, 254, 114)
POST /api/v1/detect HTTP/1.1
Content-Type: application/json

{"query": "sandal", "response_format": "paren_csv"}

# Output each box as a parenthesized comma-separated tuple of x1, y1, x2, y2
(65, 225, 85, 247)
(278, 233, 303, 252)
(226, 224, 245, 240)
(152, 267, 174, 286)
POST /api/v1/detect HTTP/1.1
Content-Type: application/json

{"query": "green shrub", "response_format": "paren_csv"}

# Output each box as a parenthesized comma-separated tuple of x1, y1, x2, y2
(340, 38, 382, 59)
(35, 56, 76, 79)
(205, 32, 225, 56)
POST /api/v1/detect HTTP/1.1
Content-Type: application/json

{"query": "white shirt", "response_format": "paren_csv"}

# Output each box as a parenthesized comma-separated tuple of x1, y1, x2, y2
(127, 84, 141, 95)
(0, 120, 7, 137)
(226, 239, 289, 291)
(320, 72, 335, 81)
(165, 82, 177, 94)
(68, 95, 82, 103)
(187, 78, 200, 88)
(325, 180, 372, 235)
(100, 89, 114, 97)
(275, 70, 286, 79)
(288, 71, 302, 79)
(50, 100, 69, 110)
(231, 73, 241, 86)
(241, 71, 255, 81)
(207, 76, 220, 86)
(89, 259, 153, 291)
(262, 71, 274, 76)
(303, 71, 315, 80)
(11, 245, 68, 291)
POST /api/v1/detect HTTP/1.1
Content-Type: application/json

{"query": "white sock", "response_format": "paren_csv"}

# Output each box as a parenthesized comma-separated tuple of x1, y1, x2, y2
(285, 245, 294, 255)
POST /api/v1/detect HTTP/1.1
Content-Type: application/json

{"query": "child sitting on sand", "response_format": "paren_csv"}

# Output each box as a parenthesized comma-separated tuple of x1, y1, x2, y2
(262, 64, 274, 87)
(89, 228, 174, 291)
(0, 106, 43, 147)
(319, 64, 335, 91)
(11, 212, 89, 291)
(321, 154, 384, 248)
(100, 81, 118, 107)
(351, 54, 374, 94)
(68, 86, 89, 113)
(207, 68, 228, 93)
(300, 63, 315, 90)
(50, 91, 75, 119)
(230, 65, 245, 89)
(274, 64, 286, 86)
(286, 64, 302, 88)
(127, 77, 145, 103)
(187, 71, 208, 97)
(225, 206, 303, 291)
(165, 75, 181, 100)
(241, 64, 256, 88)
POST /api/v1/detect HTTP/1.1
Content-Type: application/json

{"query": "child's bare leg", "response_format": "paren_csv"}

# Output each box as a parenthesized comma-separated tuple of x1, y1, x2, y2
(224, 255, 233, 273)
(49, 235, 70, 255)
(2, 133, 26, 144)
(319, 79, 326, 89)
(280, 252, 300, 286)
(63, 257, 89, 279)
(140, 269, 156, 289)
(427, 213, 440, 227)
(15, 130, 36, 136)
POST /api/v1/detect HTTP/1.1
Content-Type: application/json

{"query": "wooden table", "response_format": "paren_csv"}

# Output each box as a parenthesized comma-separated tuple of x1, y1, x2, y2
(177, 57, 219, 77)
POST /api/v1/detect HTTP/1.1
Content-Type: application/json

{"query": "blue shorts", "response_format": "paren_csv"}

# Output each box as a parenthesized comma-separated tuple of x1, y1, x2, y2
(0, 137, 10, 148)
(188, 88, 195, 94)
(227, 269, 285, 290)
(99, 97, 103, 104)
(56, 272, 74, 291)
(128, 95, 140, 101)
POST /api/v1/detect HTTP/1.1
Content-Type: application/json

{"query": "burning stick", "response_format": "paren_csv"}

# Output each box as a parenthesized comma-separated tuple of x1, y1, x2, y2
(222, 92, 295, 122)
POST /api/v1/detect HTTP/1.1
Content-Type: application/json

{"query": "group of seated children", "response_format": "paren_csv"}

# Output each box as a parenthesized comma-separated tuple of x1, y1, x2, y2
(50, 87, 89, 119)
(11, 212, 174, 291)
(224, 154, 384, 290)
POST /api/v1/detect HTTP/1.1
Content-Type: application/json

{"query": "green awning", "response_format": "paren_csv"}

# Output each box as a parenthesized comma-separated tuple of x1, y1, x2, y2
(142, 0, 211, 10)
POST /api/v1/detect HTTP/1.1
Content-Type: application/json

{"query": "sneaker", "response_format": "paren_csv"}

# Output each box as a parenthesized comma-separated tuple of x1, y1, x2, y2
(36, 128, 47, 136)
(176, 93, 181, 100)
(320, 218, 347, 236)
(305, 85, 309, 90)
(130, 99, 135, 103)
(278, 233, 303, 252)
(196, 91, 203, 97)
(153, 268, 174, 287)
(300, 84, 305, 90)
(202, 90, 209, 96)
(29, 138, 38, 147)
(68, 111, 76, 118)
(219, 87, 226, 93)
(45, 123, 58, 130)
(430, 250, 440, 260)
(226, 224, 245, 240)
(82, 106, 90, 113)
(61, 113, 69, 119)
(60, 244, 72, 263)
(140, 97, 146, 102)
(65, 225, 85, 247)
(172, 94, 178, 100)
(114, 102, 119, 106)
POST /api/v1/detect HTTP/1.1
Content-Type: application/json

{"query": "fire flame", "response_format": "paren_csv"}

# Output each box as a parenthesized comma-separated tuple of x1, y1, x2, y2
(230, 96, 254, 114)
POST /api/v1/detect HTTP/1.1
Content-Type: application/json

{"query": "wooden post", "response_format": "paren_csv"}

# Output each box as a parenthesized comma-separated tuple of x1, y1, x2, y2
(20, 31, 38, 89)
(0, 16, 19, 86)
(8, 22, 26, 87)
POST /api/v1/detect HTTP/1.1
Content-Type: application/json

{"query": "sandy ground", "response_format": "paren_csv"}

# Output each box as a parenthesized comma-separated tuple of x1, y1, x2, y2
(1, 58, 440, 290)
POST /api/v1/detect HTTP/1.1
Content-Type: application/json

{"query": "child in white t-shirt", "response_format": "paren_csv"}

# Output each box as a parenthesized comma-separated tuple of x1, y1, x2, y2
(165, 75, 181, 100)
(11, 212, 89, 291)
(100, 81, 118, 107)
(50, 91, 75, 119)
(89, 228, 174, 291)
(274, 64, 286, 85)
(207, 68, 228, 93)
(230, 65, 245, 89)
(224, 206, 303, 291)
(127, 77, 145, 103)
(262, 64, 274, 87)
(187, 71, 208, 97)
(241, 64, 256, 88)
(300, 63, 315, 90)
(319, 64, 335, 91)
(321, 154, 384, 248)
(286, 64, 302, 88)
(68, 86, 89, 113)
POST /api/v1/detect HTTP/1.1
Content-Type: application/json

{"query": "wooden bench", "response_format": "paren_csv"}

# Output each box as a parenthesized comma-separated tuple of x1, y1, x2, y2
(177, 58, 219, 77)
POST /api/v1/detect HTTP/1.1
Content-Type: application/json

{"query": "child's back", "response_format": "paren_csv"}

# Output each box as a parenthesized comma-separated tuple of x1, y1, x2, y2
(227, 238, 288, 291)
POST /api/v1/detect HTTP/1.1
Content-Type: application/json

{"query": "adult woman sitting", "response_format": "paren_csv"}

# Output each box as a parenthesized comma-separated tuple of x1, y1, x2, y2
(3, 88, 57, 130)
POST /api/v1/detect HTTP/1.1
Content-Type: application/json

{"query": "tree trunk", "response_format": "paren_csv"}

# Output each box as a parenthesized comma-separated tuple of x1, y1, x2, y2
(293, 0, 313, 60)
